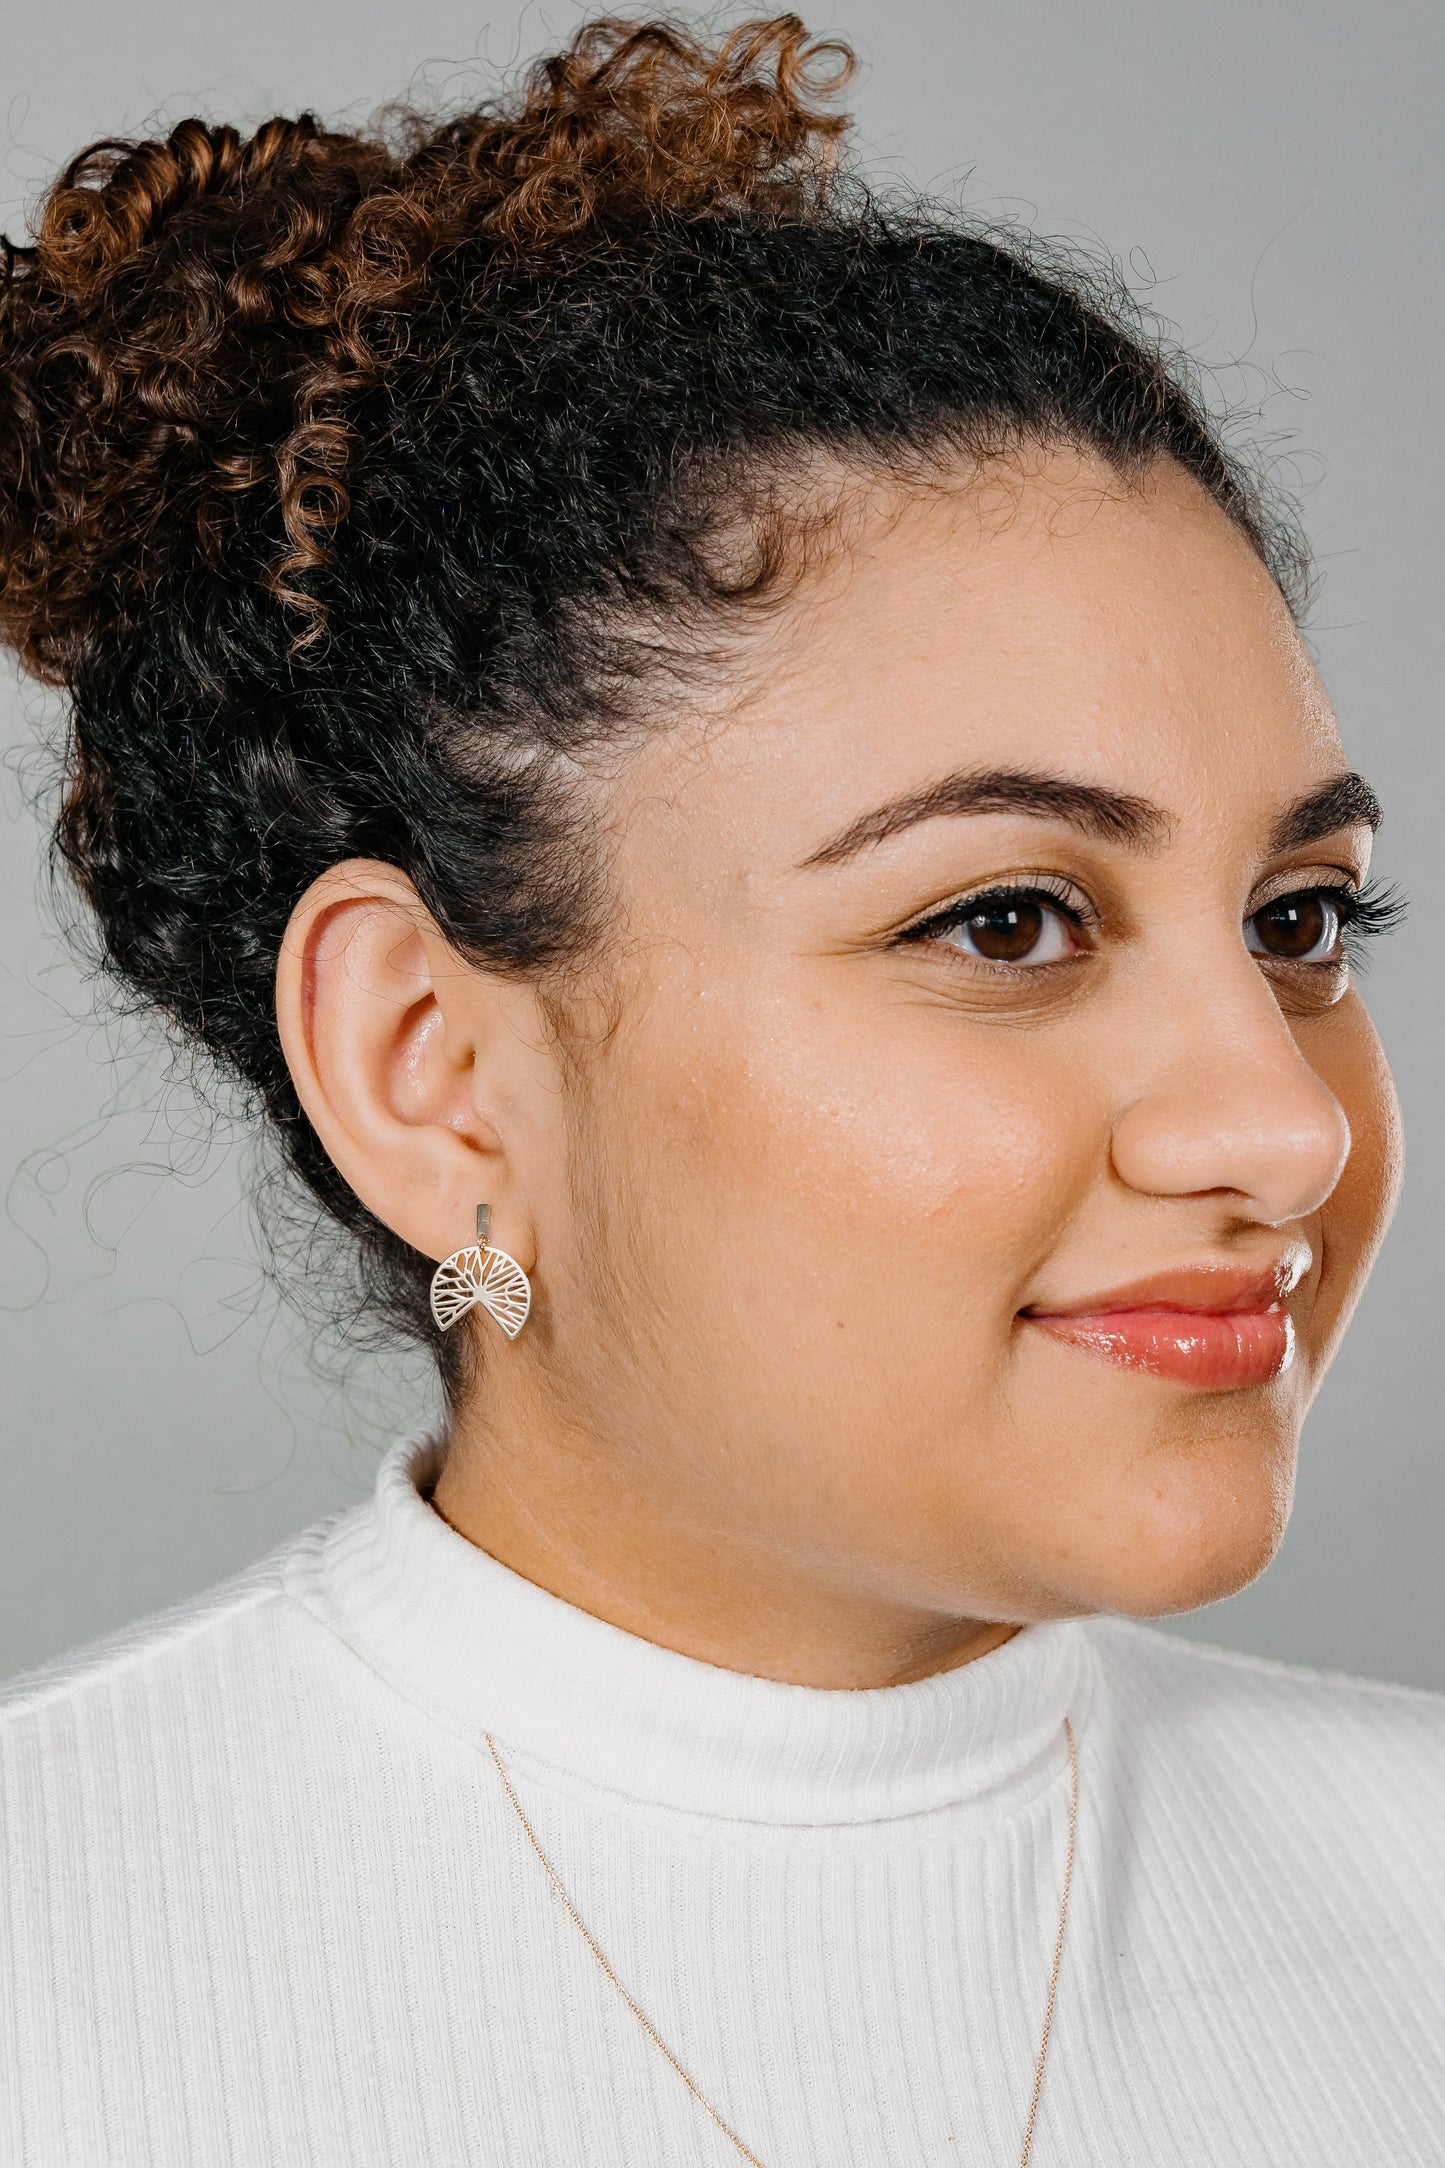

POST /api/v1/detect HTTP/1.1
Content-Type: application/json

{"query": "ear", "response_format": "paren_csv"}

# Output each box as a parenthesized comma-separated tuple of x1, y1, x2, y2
(274, 860, 556, 1269)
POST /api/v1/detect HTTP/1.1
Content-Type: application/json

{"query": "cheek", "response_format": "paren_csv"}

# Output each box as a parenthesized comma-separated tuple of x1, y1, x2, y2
(619, 980, 1101, 1363)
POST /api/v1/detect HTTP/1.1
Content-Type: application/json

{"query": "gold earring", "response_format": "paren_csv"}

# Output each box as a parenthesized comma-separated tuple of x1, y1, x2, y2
(429, 1205, 532, 1339)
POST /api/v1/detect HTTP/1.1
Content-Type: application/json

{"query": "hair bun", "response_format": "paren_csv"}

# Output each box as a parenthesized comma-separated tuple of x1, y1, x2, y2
(0, 14, 852, 680)
(470, 13, 852, 238)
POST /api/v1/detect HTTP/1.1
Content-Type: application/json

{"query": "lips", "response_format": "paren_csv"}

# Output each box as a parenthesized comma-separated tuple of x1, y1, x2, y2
(1022, 1262, 1305, 1391)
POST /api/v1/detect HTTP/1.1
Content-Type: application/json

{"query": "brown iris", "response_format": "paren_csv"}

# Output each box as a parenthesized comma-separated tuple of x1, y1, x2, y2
(963, 898, 1050, 962)
(1250, 893, 1339, 961)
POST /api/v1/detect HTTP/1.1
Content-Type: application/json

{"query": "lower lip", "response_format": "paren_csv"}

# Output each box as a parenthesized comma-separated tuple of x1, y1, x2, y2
(1024, 1306, 1295, 1390)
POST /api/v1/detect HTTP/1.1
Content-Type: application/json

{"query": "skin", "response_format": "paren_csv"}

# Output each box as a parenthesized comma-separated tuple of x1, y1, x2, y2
(275, 447, 1402, 1690)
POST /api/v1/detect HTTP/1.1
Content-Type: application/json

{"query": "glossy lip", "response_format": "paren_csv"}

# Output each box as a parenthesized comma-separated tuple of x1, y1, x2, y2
(1021, 1256, 1308, 1391)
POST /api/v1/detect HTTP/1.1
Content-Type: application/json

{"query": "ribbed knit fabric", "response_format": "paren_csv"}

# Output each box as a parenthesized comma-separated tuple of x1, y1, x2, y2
(3, 1436, 1444, 2166)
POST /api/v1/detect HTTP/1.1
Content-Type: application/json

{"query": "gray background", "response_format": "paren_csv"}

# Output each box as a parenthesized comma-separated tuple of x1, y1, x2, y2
(3, 1, 1441, 1686)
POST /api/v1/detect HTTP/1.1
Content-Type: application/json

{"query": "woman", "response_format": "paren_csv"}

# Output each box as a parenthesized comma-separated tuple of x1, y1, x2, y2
(1, 15, 1441, 2165)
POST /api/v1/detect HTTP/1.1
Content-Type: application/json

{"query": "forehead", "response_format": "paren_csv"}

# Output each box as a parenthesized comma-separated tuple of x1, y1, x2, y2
(620, 449, 1342, 860)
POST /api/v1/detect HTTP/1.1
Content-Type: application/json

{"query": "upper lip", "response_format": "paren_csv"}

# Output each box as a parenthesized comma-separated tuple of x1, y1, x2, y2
(1023, 1256, 1309, 1319)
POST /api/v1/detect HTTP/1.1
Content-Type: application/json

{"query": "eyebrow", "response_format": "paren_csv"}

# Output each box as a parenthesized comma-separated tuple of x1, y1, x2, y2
(1269, 771, 1382, 850)
(799, 762, 1383, 871)
(799, 767, 1169, 868)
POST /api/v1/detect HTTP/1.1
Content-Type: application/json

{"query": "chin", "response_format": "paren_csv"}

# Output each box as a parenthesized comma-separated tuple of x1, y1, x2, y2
(1108, 1526, 1283, 1621)
(1066, 1422, 1297, 1622)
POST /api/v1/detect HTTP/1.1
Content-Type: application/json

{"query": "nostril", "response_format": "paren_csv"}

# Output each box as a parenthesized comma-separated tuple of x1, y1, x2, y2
(1109, 1059, 1351, 1223)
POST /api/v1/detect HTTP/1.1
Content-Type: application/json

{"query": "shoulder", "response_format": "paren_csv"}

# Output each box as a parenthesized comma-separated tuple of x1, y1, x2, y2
(1086, 1612, 1445, 1744)
(0, 1512, 362, 1769)
(0, 1505, 423, 1983)
(1081, 1614, 1445, 1854)
(2, 1562, 276, 1718)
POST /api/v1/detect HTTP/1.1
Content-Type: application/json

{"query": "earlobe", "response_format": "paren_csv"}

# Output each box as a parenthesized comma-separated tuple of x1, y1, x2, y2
(274, 859, 530, 1266)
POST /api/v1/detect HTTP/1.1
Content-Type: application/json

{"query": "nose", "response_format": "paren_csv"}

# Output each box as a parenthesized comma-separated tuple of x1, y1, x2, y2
(1109, 971, 1351, 1226)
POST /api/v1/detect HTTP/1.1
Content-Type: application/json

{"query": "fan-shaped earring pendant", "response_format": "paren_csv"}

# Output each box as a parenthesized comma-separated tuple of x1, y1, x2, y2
(429, 1206, 532, 1340)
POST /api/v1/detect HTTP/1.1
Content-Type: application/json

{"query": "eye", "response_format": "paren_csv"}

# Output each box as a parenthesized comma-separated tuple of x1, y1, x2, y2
(912, 884, 1086, 966)
(1246, 890, 1346, 964)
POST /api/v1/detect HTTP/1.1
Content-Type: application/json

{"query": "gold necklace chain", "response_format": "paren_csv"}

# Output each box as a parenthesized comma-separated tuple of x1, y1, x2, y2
(484, 1714, 1077, 2168)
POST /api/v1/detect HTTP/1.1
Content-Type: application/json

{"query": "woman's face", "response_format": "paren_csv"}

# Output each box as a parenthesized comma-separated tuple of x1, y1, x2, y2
(538, 448, 1401, 1634)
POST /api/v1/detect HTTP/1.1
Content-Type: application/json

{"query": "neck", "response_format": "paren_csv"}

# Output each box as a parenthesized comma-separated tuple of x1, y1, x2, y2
(430, 1390, 1019, 1690)
(312, 1434, 1084, 1825)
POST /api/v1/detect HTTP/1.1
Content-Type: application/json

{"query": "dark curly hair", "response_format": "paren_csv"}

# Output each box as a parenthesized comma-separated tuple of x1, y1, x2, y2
(0, 13, 1306, 1392)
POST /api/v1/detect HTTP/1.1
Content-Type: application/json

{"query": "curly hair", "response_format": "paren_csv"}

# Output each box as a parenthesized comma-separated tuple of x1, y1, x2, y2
(0, 13, 1306, 1391)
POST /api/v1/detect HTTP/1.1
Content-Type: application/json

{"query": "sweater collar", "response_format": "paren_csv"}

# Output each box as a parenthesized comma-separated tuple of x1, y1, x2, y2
(297, 1433, 1085, 1826)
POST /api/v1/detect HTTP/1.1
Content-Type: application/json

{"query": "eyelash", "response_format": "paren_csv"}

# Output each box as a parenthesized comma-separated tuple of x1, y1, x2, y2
(899, 875, 1091, 956)
(1324, 878, 1408, 963)
(899, 875, 1406, 967)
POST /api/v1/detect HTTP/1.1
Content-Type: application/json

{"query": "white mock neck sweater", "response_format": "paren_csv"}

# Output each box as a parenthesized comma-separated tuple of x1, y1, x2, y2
(3, 1437, 1444, 2166)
